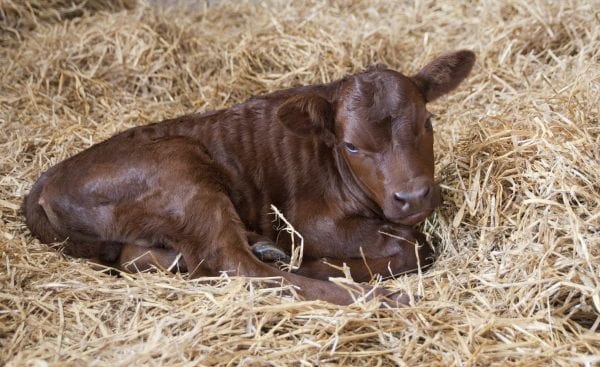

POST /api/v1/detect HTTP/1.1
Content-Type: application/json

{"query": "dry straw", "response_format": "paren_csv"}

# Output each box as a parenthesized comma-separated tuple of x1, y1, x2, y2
(1, 0, 599, 365)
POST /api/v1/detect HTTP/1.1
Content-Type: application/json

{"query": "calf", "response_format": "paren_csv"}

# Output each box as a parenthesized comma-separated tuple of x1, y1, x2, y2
(23, 50, 475, 305)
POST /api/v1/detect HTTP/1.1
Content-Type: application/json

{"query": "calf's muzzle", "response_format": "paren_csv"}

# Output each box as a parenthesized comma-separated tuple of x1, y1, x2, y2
(389, 177, 440, 224)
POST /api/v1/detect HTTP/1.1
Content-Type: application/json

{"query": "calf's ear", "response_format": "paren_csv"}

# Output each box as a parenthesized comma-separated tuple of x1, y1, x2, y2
(276, 93, 334, 138)
(412, 50, 476, 102)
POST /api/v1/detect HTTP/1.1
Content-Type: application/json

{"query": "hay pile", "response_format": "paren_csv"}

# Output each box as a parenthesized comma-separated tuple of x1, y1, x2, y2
(1, 0, 598, 365)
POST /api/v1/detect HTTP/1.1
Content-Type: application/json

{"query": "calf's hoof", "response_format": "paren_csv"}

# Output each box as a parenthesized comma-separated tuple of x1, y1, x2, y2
(251, 241, 291, 263)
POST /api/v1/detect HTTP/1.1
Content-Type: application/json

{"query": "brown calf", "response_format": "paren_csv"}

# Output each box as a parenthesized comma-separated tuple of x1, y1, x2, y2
(23, 50, 475, 305)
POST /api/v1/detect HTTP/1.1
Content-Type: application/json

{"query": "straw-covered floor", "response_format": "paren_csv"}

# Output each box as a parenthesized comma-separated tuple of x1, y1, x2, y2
(1, 0, 598, 365)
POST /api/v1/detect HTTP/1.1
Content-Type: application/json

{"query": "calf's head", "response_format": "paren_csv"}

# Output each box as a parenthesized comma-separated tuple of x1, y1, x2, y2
(277, 50, 475, 225)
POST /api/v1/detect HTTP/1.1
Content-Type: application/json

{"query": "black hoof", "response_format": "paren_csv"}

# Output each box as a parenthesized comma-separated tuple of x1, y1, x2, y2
(251, 241, 291, 263)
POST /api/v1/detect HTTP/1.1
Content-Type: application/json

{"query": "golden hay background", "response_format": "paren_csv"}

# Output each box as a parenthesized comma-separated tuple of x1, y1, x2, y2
(1, 0, 599, 365)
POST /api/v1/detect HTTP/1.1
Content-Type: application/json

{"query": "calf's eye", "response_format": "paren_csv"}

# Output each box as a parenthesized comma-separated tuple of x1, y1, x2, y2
(344, 142, 359, 154)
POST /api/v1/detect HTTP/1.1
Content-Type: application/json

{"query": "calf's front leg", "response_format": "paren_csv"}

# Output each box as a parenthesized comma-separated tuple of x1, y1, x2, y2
(296, 231, 434, 282)
(297, 222, 435, 282)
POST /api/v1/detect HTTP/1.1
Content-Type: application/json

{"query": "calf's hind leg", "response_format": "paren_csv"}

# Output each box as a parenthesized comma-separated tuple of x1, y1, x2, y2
(163, 192, 383, 305)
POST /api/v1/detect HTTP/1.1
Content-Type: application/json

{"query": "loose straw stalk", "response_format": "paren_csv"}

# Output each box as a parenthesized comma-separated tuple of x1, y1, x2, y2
(270, 204, 304, 272)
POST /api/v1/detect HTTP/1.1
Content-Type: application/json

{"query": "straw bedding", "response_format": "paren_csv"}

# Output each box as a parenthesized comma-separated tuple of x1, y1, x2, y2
(1, 0, 598, 365)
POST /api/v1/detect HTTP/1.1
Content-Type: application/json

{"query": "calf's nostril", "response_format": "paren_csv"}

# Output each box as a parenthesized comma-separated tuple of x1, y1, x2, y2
(393, 192, 411, 211)
(393, 191, 406, 202)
